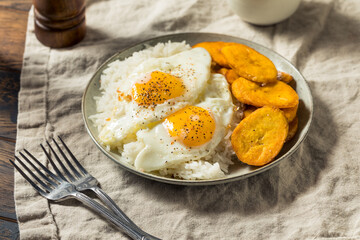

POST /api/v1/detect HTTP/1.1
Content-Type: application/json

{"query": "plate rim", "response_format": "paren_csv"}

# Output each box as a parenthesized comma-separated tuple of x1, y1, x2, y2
(81, 32, 314, 186)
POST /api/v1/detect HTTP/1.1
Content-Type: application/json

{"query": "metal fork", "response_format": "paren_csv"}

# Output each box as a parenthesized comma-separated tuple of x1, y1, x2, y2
(10, 138, 161, 240)
(43, 136, 142, 229)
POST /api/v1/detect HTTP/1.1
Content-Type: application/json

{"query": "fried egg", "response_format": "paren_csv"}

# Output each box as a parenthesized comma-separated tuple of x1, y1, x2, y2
(122, 74, 234, 172)
(98, 47, 212, 148)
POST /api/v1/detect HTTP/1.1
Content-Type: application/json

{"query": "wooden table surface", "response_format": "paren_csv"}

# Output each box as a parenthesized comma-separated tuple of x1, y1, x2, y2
(0, 0, 32, 239)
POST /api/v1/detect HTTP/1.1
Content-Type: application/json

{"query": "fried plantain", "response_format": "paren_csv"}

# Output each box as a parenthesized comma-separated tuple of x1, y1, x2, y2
(286, 117, 298, 142)
(225, 68, 239, 84)
(277, 71, 294, 83)
(221, 44, 277, 83)
(231, 77, 299, 108)
(193, 41, 236, 68)
(281, 103, 298, 123)
(231, 106, 288, 166)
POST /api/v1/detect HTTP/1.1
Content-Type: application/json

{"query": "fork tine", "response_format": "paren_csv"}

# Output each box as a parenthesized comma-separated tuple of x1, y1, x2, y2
(23, 149, 63, 183)
(40, 143, 68, 181)
(45, 140, 76, 182)
(19, 151, 59, 186)
(52, 137, 82, 178)
(58, 136, 88, 175)
(10, 159, 47, 196)
(14, 156, 53, 192)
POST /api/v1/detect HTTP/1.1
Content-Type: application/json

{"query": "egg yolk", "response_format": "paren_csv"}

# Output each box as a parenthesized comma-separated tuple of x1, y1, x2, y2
(132, 71, 185, 106)
(163, 106, 216, 147)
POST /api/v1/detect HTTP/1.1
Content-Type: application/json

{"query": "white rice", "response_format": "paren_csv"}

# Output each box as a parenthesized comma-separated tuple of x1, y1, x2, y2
(90, 41, 243, 180)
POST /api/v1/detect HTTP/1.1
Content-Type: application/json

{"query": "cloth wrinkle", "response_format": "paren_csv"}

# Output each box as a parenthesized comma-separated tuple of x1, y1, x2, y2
(293, 0, 335, 70)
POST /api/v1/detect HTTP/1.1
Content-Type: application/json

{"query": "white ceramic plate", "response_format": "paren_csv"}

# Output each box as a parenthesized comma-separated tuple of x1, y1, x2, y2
(82, 32, 313, 186)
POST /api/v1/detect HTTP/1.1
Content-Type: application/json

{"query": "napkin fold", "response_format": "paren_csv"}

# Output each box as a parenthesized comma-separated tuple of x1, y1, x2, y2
(16, 0, 360, 239)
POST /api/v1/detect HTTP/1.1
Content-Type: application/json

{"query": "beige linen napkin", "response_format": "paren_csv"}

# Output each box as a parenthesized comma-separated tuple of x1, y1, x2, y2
(16, 0, 360, 239)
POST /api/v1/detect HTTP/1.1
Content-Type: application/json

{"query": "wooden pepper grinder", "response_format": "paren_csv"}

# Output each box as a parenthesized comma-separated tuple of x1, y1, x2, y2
(33, 0, 86, 48)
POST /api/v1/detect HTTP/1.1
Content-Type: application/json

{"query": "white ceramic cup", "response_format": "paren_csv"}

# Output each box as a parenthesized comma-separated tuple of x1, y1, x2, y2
(227, 0, 302, 25)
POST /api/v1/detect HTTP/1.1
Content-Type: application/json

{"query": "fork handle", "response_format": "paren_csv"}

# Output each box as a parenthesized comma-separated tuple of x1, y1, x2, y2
(74, 192, 161, 240)
(91, 187, 161, 240)
(92, 187, 137, 226)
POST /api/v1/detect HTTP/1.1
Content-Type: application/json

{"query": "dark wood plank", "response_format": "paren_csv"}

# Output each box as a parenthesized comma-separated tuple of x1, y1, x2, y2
(0, 0, 32, 12)
(0, 219, 19, 240)
(0, 70, 19, 141)
(0, 1, 31, 238)
(0, 140, 16, 220)
(0, 5, 30, 72)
